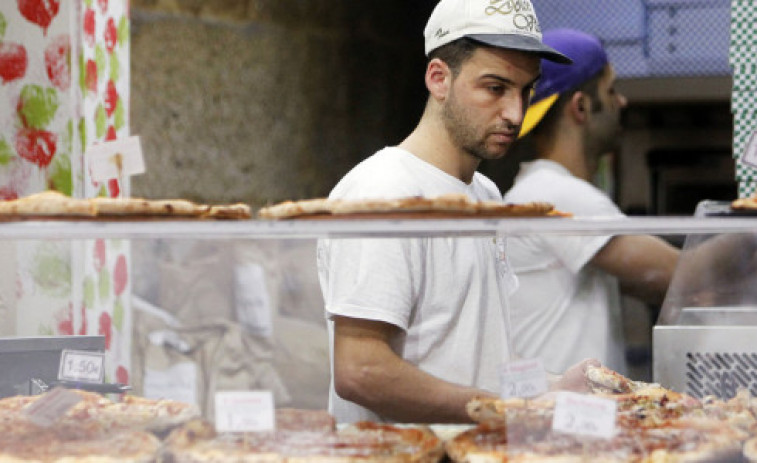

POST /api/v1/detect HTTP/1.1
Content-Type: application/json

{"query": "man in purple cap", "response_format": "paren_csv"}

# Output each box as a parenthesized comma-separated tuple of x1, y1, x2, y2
(503, 29, 680, 375)
(318, 4, 596, 424)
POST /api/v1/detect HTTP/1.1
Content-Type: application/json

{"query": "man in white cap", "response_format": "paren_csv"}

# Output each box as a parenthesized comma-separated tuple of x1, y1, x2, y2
(318, 0, 595, 424)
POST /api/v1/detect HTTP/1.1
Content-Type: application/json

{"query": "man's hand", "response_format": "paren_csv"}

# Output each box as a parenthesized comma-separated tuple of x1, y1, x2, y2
(547, 358, 601, 393)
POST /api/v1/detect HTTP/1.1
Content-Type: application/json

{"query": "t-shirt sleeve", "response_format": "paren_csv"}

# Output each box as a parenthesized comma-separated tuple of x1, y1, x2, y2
(506, 170, 625, 274)
(318, 237, 422, 330)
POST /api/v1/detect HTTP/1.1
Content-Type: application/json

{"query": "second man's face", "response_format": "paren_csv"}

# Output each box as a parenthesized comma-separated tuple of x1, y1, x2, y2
(441, 47, 541, 162)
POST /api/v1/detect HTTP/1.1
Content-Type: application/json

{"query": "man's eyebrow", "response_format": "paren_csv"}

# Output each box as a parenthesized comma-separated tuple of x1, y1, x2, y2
(479, 73, 542, 87)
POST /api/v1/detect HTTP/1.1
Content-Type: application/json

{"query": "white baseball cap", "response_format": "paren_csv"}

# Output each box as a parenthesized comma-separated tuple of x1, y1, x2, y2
(424, 0, 571, 64)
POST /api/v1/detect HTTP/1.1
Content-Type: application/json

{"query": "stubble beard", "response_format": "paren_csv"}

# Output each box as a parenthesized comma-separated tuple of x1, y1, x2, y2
(441, 92, 509, 162)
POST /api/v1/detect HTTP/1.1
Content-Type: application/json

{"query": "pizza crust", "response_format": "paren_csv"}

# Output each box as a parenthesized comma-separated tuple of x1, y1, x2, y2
(258, 195, 565, 220)
(0, 191, 251, 221)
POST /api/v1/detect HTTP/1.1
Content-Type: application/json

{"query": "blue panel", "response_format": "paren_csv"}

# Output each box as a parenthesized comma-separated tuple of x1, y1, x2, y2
(533, 0, 732, 78)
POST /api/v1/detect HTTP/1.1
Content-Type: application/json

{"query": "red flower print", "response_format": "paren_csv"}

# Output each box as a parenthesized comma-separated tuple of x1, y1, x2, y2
(85, 59, 97, 93)
(0, 42, 27, 84)
(104, 80, 118, 117)
(113, 254, 127, 296)
(104, 17, 117, 53)
(45, 35, 70, 90)
(94, 239, 106, 271)
(98, 311, 112, 350)
(17, 0, 60, 35)
(108, 178, 120, 197)
(57, 303, 74, 336)
(78, 303, 88, 335)
(83, 8, 96, 47)
(116, 365, 129, 385)
(15, 128, 57, 168)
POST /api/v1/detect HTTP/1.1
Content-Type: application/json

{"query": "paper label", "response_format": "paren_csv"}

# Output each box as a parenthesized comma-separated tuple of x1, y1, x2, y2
(58, 349, 105, 383)
(23, 387, 82, 427)
(552, 392, 617, 439)
(144, 362, 197, 405)
(87, 136, 145, 182)
(500, 358, 548, 398)
(215, 391, 275, 433)
(743, 129, 757, 169)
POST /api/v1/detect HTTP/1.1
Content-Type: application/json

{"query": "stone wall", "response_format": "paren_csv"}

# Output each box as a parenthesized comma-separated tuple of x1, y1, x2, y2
(130, 0, 433, 205)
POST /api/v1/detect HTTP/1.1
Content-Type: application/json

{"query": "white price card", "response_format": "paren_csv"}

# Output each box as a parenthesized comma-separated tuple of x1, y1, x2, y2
(743, 130, 757, 169)
(552, 392, 617, 439)
(215, 391, 275, 433)
(87, 135, 145, 182)
(58, 349, 105, 383)
(23, 387, 82, 427)
(500, 358, 549, 399)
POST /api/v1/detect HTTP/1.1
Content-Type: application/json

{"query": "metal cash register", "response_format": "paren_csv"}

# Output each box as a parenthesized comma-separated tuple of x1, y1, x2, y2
(654, 200, 757, 399)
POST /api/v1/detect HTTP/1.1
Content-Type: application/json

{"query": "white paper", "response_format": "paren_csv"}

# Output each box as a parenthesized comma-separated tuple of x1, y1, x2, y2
(23, 387, 82, 427)
(58, 349, 105, 383)
(500, 358, 549, 398)
(143, 362, 197, 405)
(215, 390, 275, 433)
(87, 136, 145, 182)
(552, 392, 617, 439)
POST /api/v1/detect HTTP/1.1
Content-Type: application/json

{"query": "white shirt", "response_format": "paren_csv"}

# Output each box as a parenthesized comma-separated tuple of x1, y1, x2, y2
(503, 159, 627, 374)
(317, 147, 516, 423)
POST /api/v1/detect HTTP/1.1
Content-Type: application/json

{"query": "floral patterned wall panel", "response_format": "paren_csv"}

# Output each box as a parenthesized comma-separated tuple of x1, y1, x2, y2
(0, 0, 131, 388)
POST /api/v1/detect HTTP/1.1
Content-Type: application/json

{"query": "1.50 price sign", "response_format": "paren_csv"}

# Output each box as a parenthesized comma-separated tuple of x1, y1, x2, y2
(58, 350, 105, 383)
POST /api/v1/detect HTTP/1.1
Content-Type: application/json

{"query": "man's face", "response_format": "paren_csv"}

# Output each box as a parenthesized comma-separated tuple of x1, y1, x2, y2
(441, 47, 541, 162)
(586, 64, 628, 156)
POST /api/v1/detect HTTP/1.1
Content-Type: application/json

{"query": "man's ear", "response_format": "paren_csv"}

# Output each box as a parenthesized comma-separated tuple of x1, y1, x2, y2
(569, 92, 590, 124)
(426, 58, 452, 101)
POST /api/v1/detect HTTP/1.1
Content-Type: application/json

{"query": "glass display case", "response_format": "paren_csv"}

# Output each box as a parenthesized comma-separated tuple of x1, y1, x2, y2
(4, 214, 757, 461)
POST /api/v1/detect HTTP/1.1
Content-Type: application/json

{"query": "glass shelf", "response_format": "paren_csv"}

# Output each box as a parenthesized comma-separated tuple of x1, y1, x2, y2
(1, 215, 756, 240)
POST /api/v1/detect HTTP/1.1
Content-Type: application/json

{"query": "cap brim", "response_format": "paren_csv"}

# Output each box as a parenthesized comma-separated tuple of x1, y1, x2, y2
(519, 93, 558, 138)
(466, 33, 572, 64)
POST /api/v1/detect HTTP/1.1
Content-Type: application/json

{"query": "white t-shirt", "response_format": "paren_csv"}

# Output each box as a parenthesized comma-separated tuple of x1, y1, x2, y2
(503, 159, 627, 374)
(317, 147, 516, 423)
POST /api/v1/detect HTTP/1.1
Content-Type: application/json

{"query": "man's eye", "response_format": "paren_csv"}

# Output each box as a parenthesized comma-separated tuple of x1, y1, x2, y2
(487, 85, 504, 94)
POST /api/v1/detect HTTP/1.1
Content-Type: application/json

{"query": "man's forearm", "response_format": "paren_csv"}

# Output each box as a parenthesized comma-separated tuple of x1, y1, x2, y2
(333, 317, 496, 423)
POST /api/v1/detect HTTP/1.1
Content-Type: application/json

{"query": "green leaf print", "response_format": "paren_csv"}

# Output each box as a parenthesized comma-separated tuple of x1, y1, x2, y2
(0, 13, 7, 40)
(117, 16, 129, 48)
(109, 51, 120, 82)
(83, 276, 96, 309)
(78, 118, 86, 153)
(95, 45, 107, 75)
(79, 54, 87, 94)
(18, 85, 59, 130)
(48, 153, 73, 196)
(98, 267, 111, 303)
(0, 138, 15, 166)
(38, 325, 54, 336)
(113, 298, 124, 332)
(114, 99, 125, 131)
(31, 243, 71, 298)
(95, 104, 107, 138)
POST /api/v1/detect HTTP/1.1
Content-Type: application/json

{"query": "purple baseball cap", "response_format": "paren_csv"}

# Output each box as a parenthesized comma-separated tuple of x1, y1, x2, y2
(520, 28, 608, 136)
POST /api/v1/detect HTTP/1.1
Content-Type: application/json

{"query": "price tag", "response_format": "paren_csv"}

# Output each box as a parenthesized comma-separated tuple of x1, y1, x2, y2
(215, 391, 275, 433)
(743, 130, 757, 169)
(87, 135, 145, 182)
(23, 387, 82, 427)
(500, 358, 548, 398)
(552, 392, 617, 439)
(58, 349, 105, 383)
